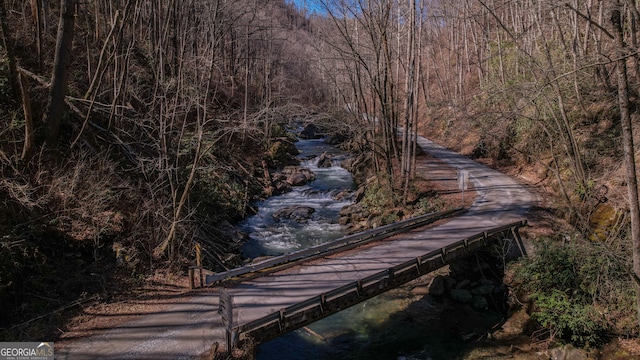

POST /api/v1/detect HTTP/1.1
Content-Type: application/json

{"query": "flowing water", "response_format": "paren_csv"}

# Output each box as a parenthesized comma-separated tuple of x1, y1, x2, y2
(240, 138, 502, 360)
(240, 138, 355, 259)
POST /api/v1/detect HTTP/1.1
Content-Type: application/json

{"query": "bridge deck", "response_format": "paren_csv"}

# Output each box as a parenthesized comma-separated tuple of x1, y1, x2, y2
(56, 135, 537, 359)
(232, 220, 527, 344)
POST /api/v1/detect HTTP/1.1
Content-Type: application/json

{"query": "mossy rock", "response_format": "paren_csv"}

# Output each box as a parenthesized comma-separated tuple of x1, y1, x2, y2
(268, 140, 299, 167)
(588, 204, 622, 242)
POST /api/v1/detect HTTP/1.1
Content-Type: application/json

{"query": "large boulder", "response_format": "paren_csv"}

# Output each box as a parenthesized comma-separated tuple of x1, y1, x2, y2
(268, 139, 299, 168)
(273, 206, 316, 222)
(216, 220, 249, 244)
(450, 289, 473, 303)
(282, 166, 316, 186)
(325, 132, 347, 145)
(428, 275, 447, 296)
(299, 123, 322, 139)
(287, 173, 308, 186)
(272, 179, 292, 195)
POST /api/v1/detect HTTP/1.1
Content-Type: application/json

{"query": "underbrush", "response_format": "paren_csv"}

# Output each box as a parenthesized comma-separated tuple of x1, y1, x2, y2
(509, 235, 637, 348)
(0, 137, 269, 339)
(359, 171, 448, 226)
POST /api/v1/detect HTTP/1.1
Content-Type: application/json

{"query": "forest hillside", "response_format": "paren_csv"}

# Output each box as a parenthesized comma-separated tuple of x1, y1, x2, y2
(0, 0, 336, 340)
(1, 0, 640, 351)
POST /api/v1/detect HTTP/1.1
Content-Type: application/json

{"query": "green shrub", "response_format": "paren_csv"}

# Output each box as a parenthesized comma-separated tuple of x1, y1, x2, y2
(193, 171, 248, 222)
(514, 239, 578, 294)
(414, 195, 445, 215)
(530, 289, 604, 347)
(511, 237, 636, 347)
(360, 175, 398, 214)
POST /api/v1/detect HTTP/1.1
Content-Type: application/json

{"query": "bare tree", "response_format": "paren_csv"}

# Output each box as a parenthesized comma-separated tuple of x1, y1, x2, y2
(0, 0, 20, 101)
(612, 0, 640, 325)
(44, 0, 77, 144)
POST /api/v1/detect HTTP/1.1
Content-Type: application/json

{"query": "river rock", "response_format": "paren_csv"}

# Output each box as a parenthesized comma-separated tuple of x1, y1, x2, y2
(339, 202, 373, 231)
(340, 154, 370, 185)
(471, 284, 494, 295)
(471, 295, 488, 310)
(353, 186, 366, 202)
(268, 139, 299, 167)
(339, 203, 363, 220)
(449, 289, 473, 303)
(332, 190, 352, 202)
(317, 152, 333, 168)
(492, 308, 532, 340)
(455, 279, 472, 290)
(428, 275, 447, 296)
(273, 206, 316, 222)
(445, 276, 458, 290)
(288, 173, 308, 186)
(283, 166, 316, 186)
(300, 123, 322, 139)
(217, 220, 249, 244)
(325, 132, 347, 145)
(548, 344, 589, 360)
(272, 179, 292, 195)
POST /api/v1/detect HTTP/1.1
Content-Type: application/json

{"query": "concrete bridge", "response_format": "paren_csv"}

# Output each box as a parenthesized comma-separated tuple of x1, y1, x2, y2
(224, 219, 526, 347)
(56, 135, 536, 359)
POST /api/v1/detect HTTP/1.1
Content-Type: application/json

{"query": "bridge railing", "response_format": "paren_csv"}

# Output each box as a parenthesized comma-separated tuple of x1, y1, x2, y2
(205, 207, 466, 285)
(232, 219, 527, 344)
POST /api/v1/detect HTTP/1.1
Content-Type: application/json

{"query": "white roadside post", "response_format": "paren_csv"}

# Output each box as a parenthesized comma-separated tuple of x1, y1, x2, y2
(458, 170, 468, 205)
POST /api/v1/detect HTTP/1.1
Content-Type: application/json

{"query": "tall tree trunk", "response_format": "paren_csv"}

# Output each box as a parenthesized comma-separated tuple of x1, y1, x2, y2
(0, 1, 21, 101)
(44, 0, 76, 145)
(30, 0, 43, 68)
(19, 72, 34, 161)
(612, 1, 640, 326)
(402, 0, 417, 201)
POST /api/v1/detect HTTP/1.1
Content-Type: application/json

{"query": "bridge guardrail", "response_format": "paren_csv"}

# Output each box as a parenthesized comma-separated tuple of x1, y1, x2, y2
(205, 207, 466, 285)
(233, 219, 527, 344)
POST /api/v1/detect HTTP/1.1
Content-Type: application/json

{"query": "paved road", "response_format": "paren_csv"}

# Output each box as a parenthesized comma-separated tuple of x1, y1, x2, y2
(56, 135, 536, 359)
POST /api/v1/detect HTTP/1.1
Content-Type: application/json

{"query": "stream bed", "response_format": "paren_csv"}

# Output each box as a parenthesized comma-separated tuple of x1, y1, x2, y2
(240, 138, 355, 258)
